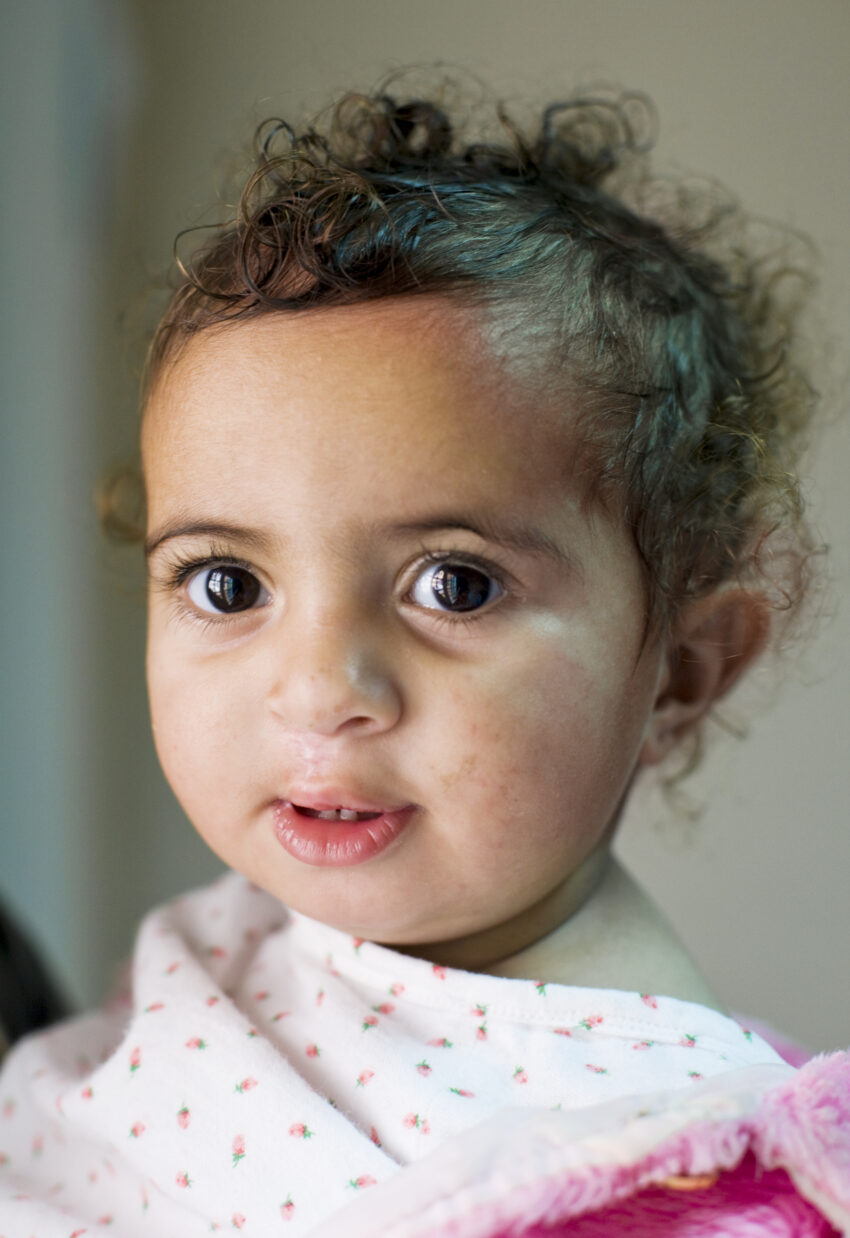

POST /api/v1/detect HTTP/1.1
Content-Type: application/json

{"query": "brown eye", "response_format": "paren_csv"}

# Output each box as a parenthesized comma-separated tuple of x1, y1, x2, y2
(187, 565, 266, 614)
(412, 562, 501, 613)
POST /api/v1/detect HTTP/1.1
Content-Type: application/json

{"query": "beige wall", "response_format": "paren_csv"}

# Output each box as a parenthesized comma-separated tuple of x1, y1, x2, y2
(3, 0, 847, 1049)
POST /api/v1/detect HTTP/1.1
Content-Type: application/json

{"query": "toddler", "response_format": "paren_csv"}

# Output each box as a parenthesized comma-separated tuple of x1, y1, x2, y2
(1, 87, 848, 1236)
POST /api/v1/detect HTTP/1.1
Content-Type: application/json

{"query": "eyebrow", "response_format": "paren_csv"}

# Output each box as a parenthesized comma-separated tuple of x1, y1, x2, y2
(144, 513, 573, 568)
(390, 516, 573, 568)
(144, 521, 276, 558)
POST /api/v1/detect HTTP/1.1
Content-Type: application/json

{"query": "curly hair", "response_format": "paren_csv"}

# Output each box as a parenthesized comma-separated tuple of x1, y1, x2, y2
(130, 84, 816, 632)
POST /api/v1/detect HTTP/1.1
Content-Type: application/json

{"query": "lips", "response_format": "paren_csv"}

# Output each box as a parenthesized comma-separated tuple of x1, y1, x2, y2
(271, 793, 416, 867)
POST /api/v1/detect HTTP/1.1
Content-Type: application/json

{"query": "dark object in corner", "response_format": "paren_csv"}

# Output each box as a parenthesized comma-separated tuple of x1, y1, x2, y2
(0, 898, 71, 1051)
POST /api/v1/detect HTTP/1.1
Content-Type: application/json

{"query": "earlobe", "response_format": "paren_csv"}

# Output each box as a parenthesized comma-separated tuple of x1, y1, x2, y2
(639, 590, 770, 766)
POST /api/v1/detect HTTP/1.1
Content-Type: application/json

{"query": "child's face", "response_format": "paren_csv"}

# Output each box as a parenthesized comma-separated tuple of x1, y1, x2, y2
(144, 300, 669, 966)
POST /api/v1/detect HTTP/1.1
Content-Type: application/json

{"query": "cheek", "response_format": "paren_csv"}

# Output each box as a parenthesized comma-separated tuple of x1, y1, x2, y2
(427, 656, 598, 804)
(147, 644, 241, 816)
(425, 640, 647, 834)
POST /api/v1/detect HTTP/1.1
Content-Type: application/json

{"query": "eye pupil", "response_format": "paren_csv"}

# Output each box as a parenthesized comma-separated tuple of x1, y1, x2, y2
(206, 567, 259, 613)
(431, 565, 491, 611)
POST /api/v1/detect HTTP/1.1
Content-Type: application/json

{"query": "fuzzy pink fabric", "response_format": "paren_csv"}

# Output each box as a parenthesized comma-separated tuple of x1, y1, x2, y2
(487, 1055, 849, 1238)
(755, 1053, 850, 1221)
(510, 1155, 836, 1236)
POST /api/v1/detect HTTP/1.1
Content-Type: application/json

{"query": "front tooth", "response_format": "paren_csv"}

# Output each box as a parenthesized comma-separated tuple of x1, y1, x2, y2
(316, 810, 341, 821)
(339, 809, 360, 821)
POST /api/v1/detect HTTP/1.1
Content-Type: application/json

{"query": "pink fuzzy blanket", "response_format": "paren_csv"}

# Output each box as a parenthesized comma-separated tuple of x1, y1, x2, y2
(314, 1052, 850, 1237)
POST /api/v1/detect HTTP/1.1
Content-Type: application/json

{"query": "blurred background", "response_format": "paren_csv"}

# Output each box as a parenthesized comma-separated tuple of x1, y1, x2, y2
(1, 0, 848, 1051)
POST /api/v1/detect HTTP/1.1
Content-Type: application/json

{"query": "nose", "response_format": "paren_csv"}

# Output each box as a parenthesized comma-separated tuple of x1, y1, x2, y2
(266, 605, 403, 738)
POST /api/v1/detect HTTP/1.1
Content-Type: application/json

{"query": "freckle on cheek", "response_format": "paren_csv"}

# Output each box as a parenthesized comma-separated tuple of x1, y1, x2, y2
(439, 753, 476, 794)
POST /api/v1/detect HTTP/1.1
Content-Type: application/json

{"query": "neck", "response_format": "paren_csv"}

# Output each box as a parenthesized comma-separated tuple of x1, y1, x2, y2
(481, 856, 725, 1011)
(389, 845, 724, 1013)
(391, 839, 612, 972)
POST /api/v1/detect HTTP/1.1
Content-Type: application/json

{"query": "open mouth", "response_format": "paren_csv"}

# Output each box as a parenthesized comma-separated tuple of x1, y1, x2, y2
(291, 805, 382, 823)
(272, 798, 415, 867)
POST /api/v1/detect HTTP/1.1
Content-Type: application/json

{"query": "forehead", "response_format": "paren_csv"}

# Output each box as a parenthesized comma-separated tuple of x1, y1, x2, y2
(142, 299, 584, 522)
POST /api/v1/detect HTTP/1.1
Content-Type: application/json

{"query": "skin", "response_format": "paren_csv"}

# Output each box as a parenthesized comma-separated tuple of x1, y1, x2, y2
(143, 298, 763, 999)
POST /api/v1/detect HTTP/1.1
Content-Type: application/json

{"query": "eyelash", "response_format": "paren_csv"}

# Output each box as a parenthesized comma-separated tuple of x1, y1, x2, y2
(164, 548, 255, 590)
(155, 546, 266, 629)
(155, 546, 511, 629)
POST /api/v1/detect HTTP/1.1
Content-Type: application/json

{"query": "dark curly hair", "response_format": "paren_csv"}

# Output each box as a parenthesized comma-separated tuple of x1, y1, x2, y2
(127, 84, 816, 633)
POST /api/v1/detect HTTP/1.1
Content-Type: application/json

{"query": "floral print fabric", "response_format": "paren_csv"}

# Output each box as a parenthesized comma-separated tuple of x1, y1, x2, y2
(0, 873, 782, 1236)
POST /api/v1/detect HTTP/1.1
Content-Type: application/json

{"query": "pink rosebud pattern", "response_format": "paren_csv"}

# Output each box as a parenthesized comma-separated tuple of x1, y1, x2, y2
(403, 1113, 430, 1133)
(232, 1134, 246, 1167)
(578, 1015, 604, 1031)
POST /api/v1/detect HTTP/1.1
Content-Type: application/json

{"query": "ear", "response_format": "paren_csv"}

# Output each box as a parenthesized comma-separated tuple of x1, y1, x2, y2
(639, 589, 770, 766)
